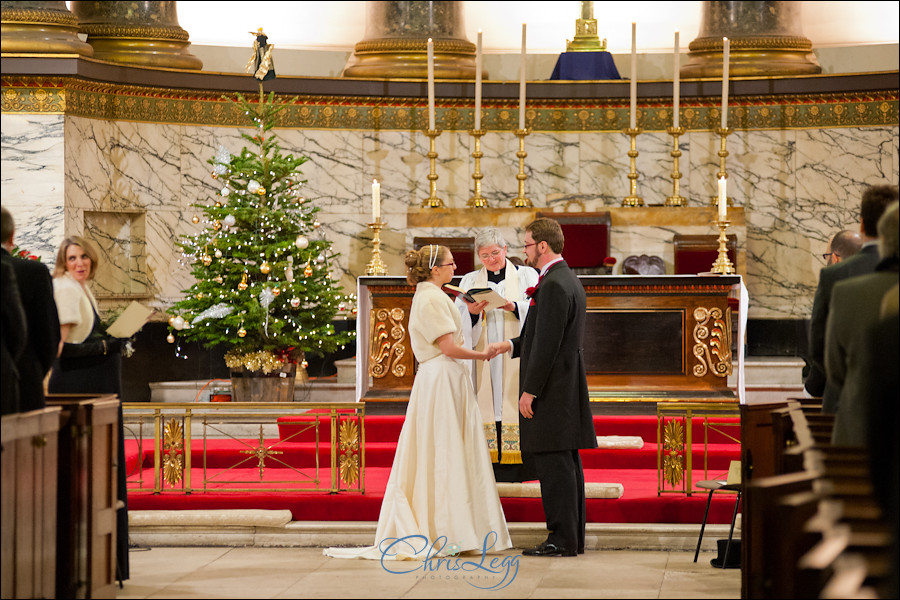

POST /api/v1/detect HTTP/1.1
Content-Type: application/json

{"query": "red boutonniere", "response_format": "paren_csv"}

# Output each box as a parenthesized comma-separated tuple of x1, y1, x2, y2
(525, 285, 537, 298)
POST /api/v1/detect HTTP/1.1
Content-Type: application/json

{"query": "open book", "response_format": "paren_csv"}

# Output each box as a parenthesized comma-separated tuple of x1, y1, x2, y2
(442, 284, 509, 310)
(106, 301, 155, 339)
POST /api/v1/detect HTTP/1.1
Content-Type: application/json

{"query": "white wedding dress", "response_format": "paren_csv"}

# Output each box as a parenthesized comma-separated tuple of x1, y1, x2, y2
(324, 281, 512, 560)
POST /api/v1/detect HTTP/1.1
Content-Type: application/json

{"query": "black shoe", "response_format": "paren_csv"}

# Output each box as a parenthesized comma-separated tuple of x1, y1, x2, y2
(522, 541, 577, 557)
(578, 548, 585, 554)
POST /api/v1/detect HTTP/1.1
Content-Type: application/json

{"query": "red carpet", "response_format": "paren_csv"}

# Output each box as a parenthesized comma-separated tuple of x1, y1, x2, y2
(126, 414, 742, 524)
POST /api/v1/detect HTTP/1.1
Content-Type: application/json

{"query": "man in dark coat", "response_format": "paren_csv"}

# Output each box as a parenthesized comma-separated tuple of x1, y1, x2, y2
(493, 217, 598, 557)
(1, 206, 60, 412)
(805, 184, 898, 403)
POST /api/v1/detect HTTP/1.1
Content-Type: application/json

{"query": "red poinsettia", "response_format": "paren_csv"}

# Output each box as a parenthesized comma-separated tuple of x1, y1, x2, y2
(12, 245, 41, 261)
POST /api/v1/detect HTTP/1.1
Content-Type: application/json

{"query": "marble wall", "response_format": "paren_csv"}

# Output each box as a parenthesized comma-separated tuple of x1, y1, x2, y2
(2, 112, 897, 320)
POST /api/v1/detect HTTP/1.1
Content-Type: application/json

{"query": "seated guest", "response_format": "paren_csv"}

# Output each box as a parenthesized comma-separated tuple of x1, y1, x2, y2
(825, 200, 899, 445)
(805, 184, 898, 402)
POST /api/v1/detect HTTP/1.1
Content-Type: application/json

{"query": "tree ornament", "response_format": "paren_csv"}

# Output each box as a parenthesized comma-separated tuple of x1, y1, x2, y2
(247, 180, 261, 194)
(290, 297, 300, 308)
(301, 359, 309, 369)
(211, 171, 219, 180)
(313, 221, 321, 229)
(238, 272, 248, 291)
(173, 316, 186, 330)
(272, 287, 281, 296)
(191, 215, 200, 224)
(214, 249, 223, 258)
(213, 220, 222, 230)
(215, 201, 222, 208)
(167, 333, 175, 343)
(295, 235, 308, 249)
(214, 275, 223, 284)
(315, 254, 325, 264)
(202, 254, 212, 266)
(260, 261, 271, 274)
(221, 186, 230, 197)
(223, 215, 236, 228)
(304, 262, 313, 277)
(238, 327, 247, 338)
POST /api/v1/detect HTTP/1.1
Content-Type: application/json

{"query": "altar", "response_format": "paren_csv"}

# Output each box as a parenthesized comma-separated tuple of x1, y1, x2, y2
(356, 275, 746, 406)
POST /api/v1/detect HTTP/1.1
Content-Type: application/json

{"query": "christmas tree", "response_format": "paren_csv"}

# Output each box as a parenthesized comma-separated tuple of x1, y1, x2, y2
(167, 91, 355, 374)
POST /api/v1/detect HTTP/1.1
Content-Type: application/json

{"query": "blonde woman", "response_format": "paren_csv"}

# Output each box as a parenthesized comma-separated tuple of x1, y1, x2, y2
(326, 245, 511, 560)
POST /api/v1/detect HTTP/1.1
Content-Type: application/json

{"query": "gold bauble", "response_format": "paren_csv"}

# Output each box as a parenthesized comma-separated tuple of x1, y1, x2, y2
(213, 220, 222, 230)
(168, 316, 176, 327)
(260, 261, 271, 274)
(214, 249, 223, 258)
(211, 171, 218, 179)
(256, 186, 266, 195)
(237, 327, 247, 338)
(272, 287, 281, 296)
(238, 281, 248, 291)
(301, 360, 308, 369)
(215, 201, 222, 208)
(201, 254, 212, 265)
(166, 333, 175, 343)
(214, 276, 223, 284)
(196, 293, 203, 299)
(304, 265, 313, 277)
(191, 215, 200, 224)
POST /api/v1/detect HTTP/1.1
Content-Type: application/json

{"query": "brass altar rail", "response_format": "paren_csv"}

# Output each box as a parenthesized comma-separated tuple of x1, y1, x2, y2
(122, 402, 365, 494)
(657, 402, 740, 496)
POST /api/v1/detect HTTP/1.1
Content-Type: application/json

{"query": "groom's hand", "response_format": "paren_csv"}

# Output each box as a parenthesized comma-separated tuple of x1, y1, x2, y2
(519, 392, 535, 418)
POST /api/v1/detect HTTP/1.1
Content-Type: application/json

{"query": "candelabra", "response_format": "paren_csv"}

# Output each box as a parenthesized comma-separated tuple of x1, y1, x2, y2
(710, 218, 735, 274)
(511, 129, 532, 208)
(365, 220, 387, 276)
(621, 127, 644, 206)
(711, 127, 733, 207)
(665, 126, 686, 207)
(421, 129, 445, 208)
(468, 129, 488, 208)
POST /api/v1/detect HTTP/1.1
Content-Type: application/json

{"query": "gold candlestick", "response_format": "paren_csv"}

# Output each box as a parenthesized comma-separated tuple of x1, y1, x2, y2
(665, 126, 686, 207)
(710, 126, 733, 207)
(422, 129, 445, 208)
(365, 220, 387, 276)
(622, 127, 644, 207)
(468, 129, 488, 208)
(710, 218, 735, 274)
(511, 128, 532, 208)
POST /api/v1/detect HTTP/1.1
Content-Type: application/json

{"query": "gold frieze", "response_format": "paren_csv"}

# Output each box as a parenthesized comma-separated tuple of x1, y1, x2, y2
(692, 307, 732, 378)
(368, 307, 407, 379)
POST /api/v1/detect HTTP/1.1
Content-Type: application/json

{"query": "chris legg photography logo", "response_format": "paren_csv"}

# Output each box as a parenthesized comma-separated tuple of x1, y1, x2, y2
(377, 532, 519, 590)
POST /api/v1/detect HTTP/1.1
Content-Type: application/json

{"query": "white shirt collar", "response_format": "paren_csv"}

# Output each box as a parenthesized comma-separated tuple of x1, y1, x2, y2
(539, 257, 564, 278)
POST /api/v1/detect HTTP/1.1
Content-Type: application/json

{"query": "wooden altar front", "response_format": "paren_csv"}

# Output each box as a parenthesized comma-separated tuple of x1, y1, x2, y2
(357, 275, 744, 405)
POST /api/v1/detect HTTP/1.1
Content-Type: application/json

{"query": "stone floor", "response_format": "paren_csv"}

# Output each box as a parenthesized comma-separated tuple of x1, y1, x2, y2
(118, 544, 741, 599)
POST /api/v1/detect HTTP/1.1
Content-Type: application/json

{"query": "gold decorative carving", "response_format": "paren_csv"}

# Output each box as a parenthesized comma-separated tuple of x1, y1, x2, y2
(338, 419, 360, 486)
(662, 419, 684, 487)
(77, 24, 190, 40)
(1, 8, 79, 25)
(240, 425, 284, 480)
(353, 38, 474, 55)
(162, 418, 184, 486)
(689, 35, 813, 52)
(692, 307, 732, 378)
(368, 308, 407, 378)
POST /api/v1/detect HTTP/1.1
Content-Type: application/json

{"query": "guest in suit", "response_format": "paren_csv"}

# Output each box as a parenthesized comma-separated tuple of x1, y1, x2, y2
(1, 258, 27, 415)
(826, 201, 899, 445)
(492, 218, 598, 557)
(805, 184, 898, 403)
(48, 235, 129, 582)
(455, 227, 539, 483)
(1, 206, 61, 413)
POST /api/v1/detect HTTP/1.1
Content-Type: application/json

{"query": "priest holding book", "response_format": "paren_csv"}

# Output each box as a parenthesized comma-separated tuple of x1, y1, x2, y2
(454, 228, 539, 482)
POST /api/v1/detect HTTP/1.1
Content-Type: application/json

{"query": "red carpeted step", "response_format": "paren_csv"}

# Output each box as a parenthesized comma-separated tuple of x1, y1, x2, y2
(127, 465, 741, 525)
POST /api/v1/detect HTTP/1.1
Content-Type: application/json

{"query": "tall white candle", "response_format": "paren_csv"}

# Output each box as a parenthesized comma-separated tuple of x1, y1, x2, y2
(475, 30, 482, 131)
(519, 23, 527, 131)
(630, 22, 637, 130)
(721, 37, 729, 130)
(718, 176, 727, 221)
(673, 31, 680, 129)
(372, 179, 381, 222)
(427, 38, 435, 131)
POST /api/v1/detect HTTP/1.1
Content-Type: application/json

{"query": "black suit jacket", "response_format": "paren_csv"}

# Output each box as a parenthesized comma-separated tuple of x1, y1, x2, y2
(0, 248, 60, 412)
(511, 260, 597, 453)
(805, 244, 881, 397)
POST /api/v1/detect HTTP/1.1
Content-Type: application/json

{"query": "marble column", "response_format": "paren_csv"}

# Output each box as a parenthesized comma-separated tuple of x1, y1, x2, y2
(69, 0, 202, 70)
(342, 0, 477, 79)
(681, 0, 821, 77)
(0, 1, 93, 56)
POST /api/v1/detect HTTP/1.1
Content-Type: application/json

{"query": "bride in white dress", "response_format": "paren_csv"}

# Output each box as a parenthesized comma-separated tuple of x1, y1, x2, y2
(325, 245, 512, 560)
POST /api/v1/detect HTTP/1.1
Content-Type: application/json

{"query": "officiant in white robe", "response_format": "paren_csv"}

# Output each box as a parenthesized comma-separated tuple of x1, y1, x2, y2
(455, 228, 539, 482)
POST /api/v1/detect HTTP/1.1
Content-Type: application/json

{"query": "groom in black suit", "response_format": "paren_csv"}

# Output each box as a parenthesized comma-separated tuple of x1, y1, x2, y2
(494, 218, 598, 557)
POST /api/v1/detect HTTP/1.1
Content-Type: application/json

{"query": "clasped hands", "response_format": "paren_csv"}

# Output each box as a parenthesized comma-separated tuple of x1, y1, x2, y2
(479, 340, 512, 361)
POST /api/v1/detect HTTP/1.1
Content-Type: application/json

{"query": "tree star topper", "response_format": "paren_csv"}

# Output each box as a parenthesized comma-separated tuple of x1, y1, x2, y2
(247, 28, 276, 81)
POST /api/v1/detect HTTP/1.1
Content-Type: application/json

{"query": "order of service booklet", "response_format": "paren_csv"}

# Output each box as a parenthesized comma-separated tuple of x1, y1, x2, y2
(442, 284, 509, 310)
(106, 301, 155, 339)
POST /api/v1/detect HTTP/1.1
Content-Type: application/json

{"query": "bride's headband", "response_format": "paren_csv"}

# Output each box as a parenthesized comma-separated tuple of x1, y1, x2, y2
(427, 244, 438, 269)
